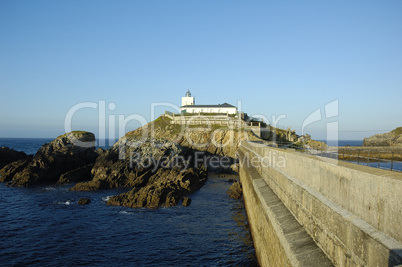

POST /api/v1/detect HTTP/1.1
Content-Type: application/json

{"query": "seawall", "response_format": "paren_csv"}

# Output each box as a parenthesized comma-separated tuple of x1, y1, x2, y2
(239, 141, 402, 266)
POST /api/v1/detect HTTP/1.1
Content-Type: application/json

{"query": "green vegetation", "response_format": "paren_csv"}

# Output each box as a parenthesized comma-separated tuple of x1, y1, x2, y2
(57, 131, 95, 142)
(123, 115, 319, 149)
(58, 131, 93, 138)
(392, 127, 402, 136)
(60, 130, 89, 136)
(124, 115, 260, 140)
(71, 131, 92, 135)
(125, 116, 182, 138)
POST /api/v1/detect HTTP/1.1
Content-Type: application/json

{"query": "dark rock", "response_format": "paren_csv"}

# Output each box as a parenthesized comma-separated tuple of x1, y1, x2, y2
(72, 137, 197, 191)
(227, 181, 242, 199)
(107, 166, 207, 209)
(228, 179, 236, 183)
(78, 198, 91, 205)
(230, 163, 239, 173)
(182, 197, 192, 207)
(0, 158, 32, 183)
(4, 131, 97, 187)
(71, 179, 109, 191)
(58, 164, 94, 184)
(0, 147, 30, 169)
(71, 136, 208, 209)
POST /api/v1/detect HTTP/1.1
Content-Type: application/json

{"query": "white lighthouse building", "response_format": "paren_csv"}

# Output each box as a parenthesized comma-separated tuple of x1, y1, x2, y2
(181, 89, 195, 106)
(180, 90, 237, 115)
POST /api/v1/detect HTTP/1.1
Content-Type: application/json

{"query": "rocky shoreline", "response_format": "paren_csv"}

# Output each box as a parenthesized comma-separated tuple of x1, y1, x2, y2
(363, 127, 402, 147)
(0, 131, 210, 208)
(0, 131, 97, 187)
(1, 116, 315, 208)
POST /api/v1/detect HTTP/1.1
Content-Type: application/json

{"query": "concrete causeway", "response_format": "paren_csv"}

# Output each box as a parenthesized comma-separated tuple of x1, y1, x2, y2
(239, 141, 402, 266)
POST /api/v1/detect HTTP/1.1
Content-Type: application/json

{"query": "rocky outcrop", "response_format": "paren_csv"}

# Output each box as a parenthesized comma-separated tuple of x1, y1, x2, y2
(78, 198, 91, 205)
(181, 197, 192, 206)
(125, 116, 261, 159)
(57, 164, 94, 184)
(120, 116, 265, 174)
(0, 158, 32, 183)
(107, 166, 206, 208)
(230, 163, 239, 173)
(363, 127, 402, 147)
(0, 147, 30, 169)
(305, 139, 328, 150)
(72, 138, 196, 190)
(72, 136, 208, 208)
(1, 131, 97, 187)
(227, 181, 243, 199)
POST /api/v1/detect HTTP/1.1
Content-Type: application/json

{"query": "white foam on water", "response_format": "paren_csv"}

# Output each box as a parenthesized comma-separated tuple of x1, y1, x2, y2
(58, 200, 72, 205)
(102, 196, 112, 202)
(43, 187, 56, 191)
(119, 210, 134, 215)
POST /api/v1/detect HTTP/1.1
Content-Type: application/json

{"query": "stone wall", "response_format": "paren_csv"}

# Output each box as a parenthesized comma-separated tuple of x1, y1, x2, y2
(239, 148, 333, 266)
(239, 141, 402, 266)
(163, 113, 246, 127)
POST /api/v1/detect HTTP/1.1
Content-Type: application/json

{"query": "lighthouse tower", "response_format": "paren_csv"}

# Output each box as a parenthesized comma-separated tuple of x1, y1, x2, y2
(181, 89, 195, 106)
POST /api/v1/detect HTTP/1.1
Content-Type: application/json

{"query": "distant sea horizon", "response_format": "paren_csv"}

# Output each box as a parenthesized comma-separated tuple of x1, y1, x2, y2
(0, 138, 118, 155)
(0, 138, 364, 156)
(319, 140, 363, 147)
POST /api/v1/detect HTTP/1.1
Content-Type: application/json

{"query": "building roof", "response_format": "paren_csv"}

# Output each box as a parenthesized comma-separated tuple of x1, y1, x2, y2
(181, 102, 237, 108)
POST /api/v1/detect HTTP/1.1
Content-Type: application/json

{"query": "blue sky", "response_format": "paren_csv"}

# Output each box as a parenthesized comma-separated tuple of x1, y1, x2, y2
(0, 0, 401, 140)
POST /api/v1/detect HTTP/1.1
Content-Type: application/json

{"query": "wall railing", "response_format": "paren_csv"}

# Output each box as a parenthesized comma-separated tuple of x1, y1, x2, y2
(265, 141, 402, 172)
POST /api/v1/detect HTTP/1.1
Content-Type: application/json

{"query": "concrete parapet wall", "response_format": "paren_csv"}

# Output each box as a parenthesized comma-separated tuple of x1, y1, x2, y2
(248, 126, 261, 138)
(239, 149, 333, 266)
(170, 116, 246, 126)
(239, 158, 292, 266)
(239, 141, 402, 266)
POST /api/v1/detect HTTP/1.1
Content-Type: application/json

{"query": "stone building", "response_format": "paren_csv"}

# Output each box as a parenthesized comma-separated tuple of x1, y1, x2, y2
(180, 90, 238, 114)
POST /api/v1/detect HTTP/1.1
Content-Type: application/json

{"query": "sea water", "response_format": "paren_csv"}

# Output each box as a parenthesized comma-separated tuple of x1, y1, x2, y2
(319, 140, 364, 147)
(0, 138, 257, 266)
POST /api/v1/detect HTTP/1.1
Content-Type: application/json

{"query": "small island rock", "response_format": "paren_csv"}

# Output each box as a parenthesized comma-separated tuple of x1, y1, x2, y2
(1, 131, 97, 187)
(78, 198, 91, 205)
(182, 197, 192, 207)
(227, 181, 243, 199)
(0, 147, 30, 169)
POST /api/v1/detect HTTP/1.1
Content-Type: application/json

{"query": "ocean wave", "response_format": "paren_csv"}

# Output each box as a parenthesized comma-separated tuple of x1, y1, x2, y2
(102, 196, 112, 202)
(119, 210, 130, 215)
(119, 210, 136, 215)
(58, 200, 72, 205)
(43, 187, 56, 191)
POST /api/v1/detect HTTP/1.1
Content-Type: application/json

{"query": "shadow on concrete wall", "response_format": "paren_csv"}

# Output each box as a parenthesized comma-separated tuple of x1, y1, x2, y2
(389, 249, 402, 267)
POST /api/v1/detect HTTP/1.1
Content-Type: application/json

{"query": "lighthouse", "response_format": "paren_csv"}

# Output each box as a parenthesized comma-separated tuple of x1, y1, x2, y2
(181, 89, 195, 106)
(180, 90, 237, 114)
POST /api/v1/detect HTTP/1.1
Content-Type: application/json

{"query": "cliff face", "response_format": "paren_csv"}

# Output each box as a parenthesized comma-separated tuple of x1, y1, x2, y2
(363, 127, 402, 147)
(0, 130, 208, 208)
(124, 116, 262, 159)
(0, 131, 97, 186)
(72, 116, 262, 208)
(0, 117, 310, 209)
(0, 147, 30, 169)
(72, 137, 208, 208)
